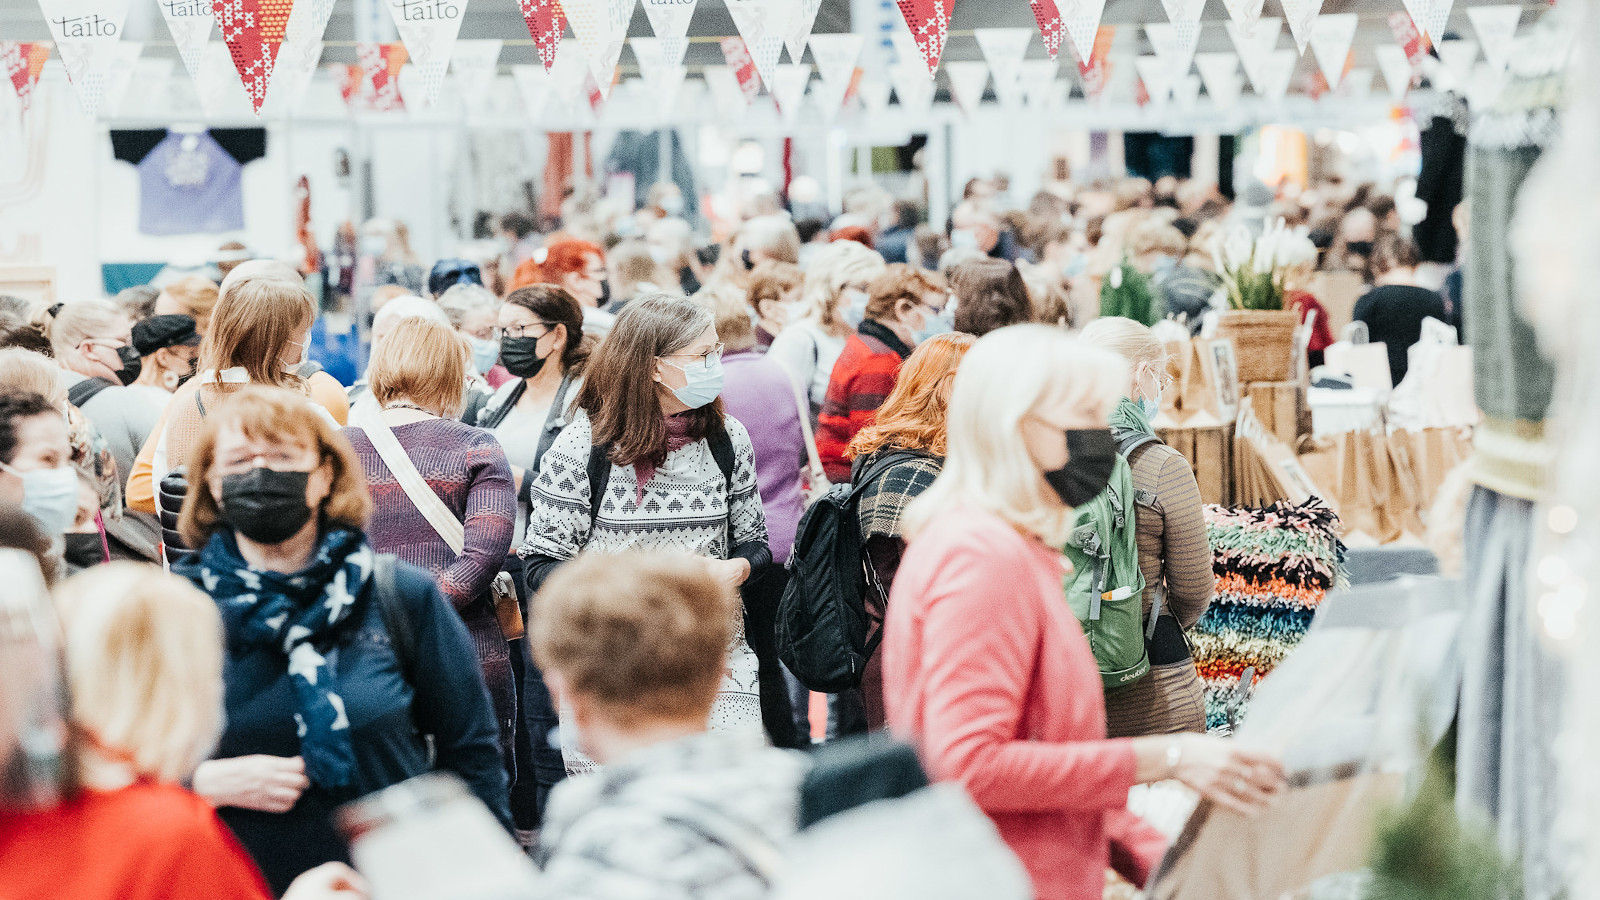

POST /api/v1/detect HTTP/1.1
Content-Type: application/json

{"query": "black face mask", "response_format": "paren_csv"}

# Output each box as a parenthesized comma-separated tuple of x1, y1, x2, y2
(597, 279, 612, 307)
(1345, 240, 1374, 258)
(176, 356, 199, 388)
(218, 468, 314, 545)
(114, 345, 142, 386)
(500, 335, 549, 379)
(1042, 429, 1119, 507)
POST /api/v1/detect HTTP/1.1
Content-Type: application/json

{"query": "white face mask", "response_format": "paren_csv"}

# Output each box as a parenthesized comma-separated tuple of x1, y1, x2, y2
(951, 229, 980, 251)
(0, 461, 79, 535)
(648, 245, 675, 266)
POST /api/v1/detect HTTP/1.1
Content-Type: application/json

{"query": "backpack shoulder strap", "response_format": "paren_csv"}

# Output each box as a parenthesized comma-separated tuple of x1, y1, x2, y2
(708, 425, 737, 488)
(1117, 431, 1163, 460)
(67, 378, 114, 409)
(371, 554, 416, 681)
(849, 450, 926, 504)
(476, 378, 525, 430)
(587, 441, 613, 524)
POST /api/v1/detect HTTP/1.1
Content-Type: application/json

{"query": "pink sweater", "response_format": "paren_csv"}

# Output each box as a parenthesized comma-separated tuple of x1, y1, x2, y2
(883, 507, 1165, 899)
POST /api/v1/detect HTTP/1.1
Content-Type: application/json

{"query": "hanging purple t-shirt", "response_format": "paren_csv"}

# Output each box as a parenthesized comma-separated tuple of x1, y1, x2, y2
(111, 129, 266, 236)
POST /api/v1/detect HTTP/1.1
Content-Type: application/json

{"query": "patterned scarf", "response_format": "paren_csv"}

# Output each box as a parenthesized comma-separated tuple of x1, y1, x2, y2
(177, 526, 375, 789)
(632, 414, 697, 504)
(1108, 396, 1154, 447)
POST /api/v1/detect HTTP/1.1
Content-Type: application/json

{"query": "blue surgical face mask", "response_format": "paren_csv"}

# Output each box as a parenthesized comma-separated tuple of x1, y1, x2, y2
(468, 336, 500, 374)
(0, 461, 79, 535)
(659, 194, 685, 217)
(1062, 252, 1088, 279)
(1137, 367, 1163, 420)
(666, 354, 725, 409)
(841, 290, 869, 329)
(912, 306, 954, 344)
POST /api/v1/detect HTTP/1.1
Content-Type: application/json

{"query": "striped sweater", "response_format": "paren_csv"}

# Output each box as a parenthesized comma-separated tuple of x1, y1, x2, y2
(815, 321, 913, 482)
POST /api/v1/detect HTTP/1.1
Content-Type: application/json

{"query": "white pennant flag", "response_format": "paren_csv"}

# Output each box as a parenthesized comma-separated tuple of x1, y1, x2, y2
(856, 77, 890, 115)
(1227, 17, 1280, 92)
(1019, 57, 1060, 108)
(1423, 0, 1454, 51)
(1340, 67, 1373, 100)
(1307, 13, 1357, 89)
(397, 62, 424, 110)
(1435, 39, 1478, 93)
(1374, 43, 1412, 100)
(812, 69, 851, 119)
(631, 35, 673, 76)
(1222, 0, 1265, 33)
(265, 39, 324, 111)
(975, 27, 1032, 108)
(154, 0, 211, 86)
(550, 36, 594, 116)
(40, 0, 134, 117)
(703, 65, 749, 118)
(1464, 59, 1506, 108)
(655, 65, 688, 113)
(1279, 0, 1324, 53)
(100, 39, 141, 117)
(1145, 23, 1198, 81)
(1401, 0, 1431, 42)
(1134, 55, 1173, 103)
(1195, 51, 1239, 102)
(1062, 0, 1107, 67)
(384, 0, 471, 107)
(807, 33, 862, 87)
(890, 61, 934, 112)
(451, 39, 502, 103)
(198, 41, 244, 116)
(943, 60, 989, 115)
(638, 0, 697, 65)
(1159, 0, 1206, 56)
(1466, 5, 1520, 72)
(771, 62, 809, 122)
(564, 0, 634, 98)
(725, 0, 786, 88)
(512, 63, 553, 119)
(783, 0, 823, 63)
(1258, 47, 1298, 100)
(1174, 72, 1201, 110)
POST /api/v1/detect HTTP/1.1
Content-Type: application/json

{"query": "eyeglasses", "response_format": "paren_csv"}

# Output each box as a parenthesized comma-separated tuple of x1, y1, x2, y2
(214, 450, 315, 476)
(495, 322, 552, 340)
(660, 343, 725, 372)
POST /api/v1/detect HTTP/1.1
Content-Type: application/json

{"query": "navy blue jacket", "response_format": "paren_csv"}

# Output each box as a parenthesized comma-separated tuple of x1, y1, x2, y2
(199, 557, 510, 894)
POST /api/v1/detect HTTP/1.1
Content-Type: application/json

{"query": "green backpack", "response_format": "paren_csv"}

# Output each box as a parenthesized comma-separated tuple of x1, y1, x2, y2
(1062, 454, 1150, 690)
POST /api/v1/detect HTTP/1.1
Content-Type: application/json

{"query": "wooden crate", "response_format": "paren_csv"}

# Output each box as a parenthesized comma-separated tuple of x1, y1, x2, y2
(1157, 422, 1234, 506)
(1247, 381, 1302, 447)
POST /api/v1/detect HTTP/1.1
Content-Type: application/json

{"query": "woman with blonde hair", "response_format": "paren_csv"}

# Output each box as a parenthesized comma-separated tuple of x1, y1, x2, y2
(172, 386, 507, 893)
(153, 275, 221, 335)
(841, 331, 975, 731)
(884, 325, 1284, 900)
(342, 316, 517, 774)
(768, 240, 887, 420)
(1079, 316, 1214, 737)
(0, 561, 367, 899)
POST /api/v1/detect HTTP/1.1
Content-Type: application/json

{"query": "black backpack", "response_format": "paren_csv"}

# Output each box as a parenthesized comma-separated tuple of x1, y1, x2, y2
(775, 450, 918, 693)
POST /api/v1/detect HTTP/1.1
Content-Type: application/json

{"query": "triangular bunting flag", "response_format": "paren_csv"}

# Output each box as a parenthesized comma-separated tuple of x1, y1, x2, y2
(382, 0, 470, 107)
(1423, 0, 1453, 51)
(1258, 47, 1297, 100)
(725, 0, 785, 87)
(889, 60, 934, 112)
(157, 0, 213, 85)
(265, 37, 321, 109)
(549, 36, 593, 117)
(1279, 0, 1324, 53)
(808, 33, 862, 87)
(1466, 5, 1520, 72)
(284, 0, 334, 45)
(357, 41, 407, 111)
(511, 62, 552, 119)
(1387, 11, 1430, 80)
(1019, 57, 1060, 108)
(974, 27, 1032, 108)
(1374, 43, 1411, 100)
(563, 0, 633, 98)
(721, 36, 763, 100)
(1435, 39, 1477, 92)
(783, 0, 823, 63)
(1340, 67, 1373, 100)
(943, 60, 989, 115)
(630, 35, 672, 76)
(516, 0, 565, 72)
(1159, 0, 1205, 62)
(1173, 72, 1201, 110)
(1464, 59, 1505, 108)
(770, 62, 809, 123)
(893, 0, 954, 77)
(98, 39, 141, 116)
(638, 0, 695, 65)
(1145, 22, 1198, 81)
(396, 62, 423, 109)
(1029, 0, 1063, 60)
(1222, 0, 1266, 33)
(1227, 17, 1279, 92)
(856, 77, 890, 115)
(201, 41, 249, 114)
(1195, 50, 1239, 101)
(703, 64, 748, 118)
(1072, 25, 1115, 98)
(1400, 0, 1431, 43)
(328, 61, 363, 111)
(1134, 54, 1173, 103)
(41, 0, 135, 118)
(450, 39, 501, 102)
(1062, 0, 1108, 67)
(811, 68, 851, 120)
(1307, 13, 1357, 89)
(0, 41, 51, 113)
(210, 0, 296, 114)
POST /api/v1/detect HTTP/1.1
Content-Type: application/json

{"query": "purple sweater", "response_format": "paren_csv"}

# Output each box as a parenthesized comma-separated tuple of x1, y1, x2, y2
(721, 349, 806, 563)
(342, 418, 517, 753)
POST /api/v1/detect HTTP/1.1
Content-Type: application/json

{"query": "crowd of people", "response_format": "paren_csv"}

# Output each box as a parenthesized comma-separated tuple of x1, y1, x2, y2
(0, 168, 1457, 899)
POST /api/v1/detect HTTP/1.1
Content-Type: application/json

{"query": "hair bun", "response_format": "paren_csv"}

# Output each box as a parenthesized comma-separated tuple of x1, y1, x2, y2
(45, 302, 64, 318)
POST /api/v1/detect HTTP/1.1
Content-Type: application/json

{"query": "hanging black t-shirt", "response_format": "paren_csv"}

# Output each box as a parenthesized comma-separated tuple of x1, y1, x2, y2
(1352, 284, 1448, 386)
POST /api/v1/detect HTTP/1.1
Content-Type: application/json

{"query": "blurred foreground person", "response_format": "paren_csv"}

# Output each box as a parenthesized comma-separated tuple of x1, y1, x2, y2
(886, 326, 1285, 899)
(531, 552, 805, 898)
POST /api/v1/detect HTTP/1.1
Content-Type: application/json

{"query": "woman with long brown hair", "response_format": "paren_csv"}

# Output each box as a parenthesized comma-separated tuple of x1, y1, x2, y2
(842, 332, 975, 730)
(520, 293, 770, 772)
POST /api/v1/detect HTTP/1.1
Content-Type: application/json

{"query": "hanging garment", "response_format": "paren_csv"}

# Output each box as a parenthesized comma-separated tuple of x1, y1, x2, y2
(110, 128, 267, 236)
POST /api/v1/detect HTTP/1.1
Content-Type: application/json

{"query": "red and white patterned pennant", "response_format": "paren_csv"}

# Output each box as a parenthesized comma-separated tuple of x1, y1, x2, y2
(516, 0, 566, 72)
(893, 0, 953, 78)
(0, 41, 51, 113)
(1029, 0, 1063, 60)
(212, 0, 296, 114)
(721, 35, 763, 101)
(357, 40, 407, 111)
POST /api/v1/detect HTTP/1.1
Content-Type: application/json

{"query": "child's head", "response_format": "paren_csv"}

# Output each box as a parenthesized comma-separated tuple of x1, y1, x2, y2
(530, 552, 734, 761)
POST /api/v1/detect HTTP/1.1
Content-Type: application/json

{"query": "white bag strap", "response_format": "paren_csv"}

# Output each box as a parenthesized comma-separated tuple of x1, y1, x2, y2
(351, 403, 464, 555)
(788, 370, 828, 486)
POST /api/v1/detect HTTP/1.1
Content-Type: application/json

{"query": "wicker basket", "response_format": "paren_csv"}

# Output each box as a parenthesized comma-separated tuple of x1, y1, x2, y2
(1214, 309, 1298, 384)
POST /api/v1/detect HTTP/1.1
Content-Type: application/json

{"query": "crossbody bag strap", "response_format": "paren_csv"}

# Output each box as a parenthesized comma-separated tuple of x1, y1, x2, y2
(352, 405, 465, 555)
(787, 371, 828, 489)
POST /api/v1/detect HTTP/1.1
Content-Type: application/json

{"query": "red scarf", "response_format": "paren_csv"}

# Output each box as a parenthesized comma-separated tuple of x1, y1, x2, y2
(632, 414, 696, 504)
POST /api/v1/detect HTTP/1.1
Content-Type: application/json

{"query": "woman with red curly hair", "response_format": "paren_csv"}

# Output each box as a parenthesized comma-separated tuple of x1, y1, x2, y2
(510, 240, 611, 335)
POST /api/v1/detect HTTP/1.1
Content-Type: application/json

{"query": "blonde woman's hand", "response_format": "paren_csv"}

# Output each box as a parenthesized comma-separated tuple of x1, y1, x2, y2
(708, 557, 751, 593)
(193, 755, 309, 813)
(283, 863, 370, 900)
(1167, 735, 1285, 816)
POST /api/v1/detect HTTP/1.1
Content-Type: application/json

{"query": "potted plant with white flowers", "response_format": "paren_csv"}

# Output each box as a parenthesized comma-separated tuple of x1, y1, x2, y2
(1210, 217, 1315, 384)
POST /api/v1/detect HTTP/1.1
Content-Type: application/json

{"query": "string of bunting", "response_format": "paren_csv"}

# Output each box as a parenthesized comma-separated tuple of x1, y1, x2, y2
(0, 0, 1533, 120)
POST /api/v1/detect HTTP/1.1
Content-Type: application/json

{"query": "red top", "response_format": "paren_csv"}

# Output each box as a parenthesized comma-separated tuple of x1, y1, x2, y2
(0, 781, 271, 900)
(882, 508, 1166, 899)
(1288, 289, 1335, 362)
(815, 328, 908, 482)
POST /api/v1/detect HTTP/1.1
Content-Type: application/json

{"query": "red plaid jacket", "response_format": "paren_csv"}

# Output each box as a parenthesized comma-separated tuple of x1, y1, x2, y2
(816, 322, 912, 482)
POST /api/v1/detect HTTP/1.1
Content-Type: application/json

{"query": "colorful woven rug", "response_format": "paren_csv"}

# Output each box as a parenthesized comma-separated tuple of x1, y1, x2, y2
(1189, 499, 1346, 731)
